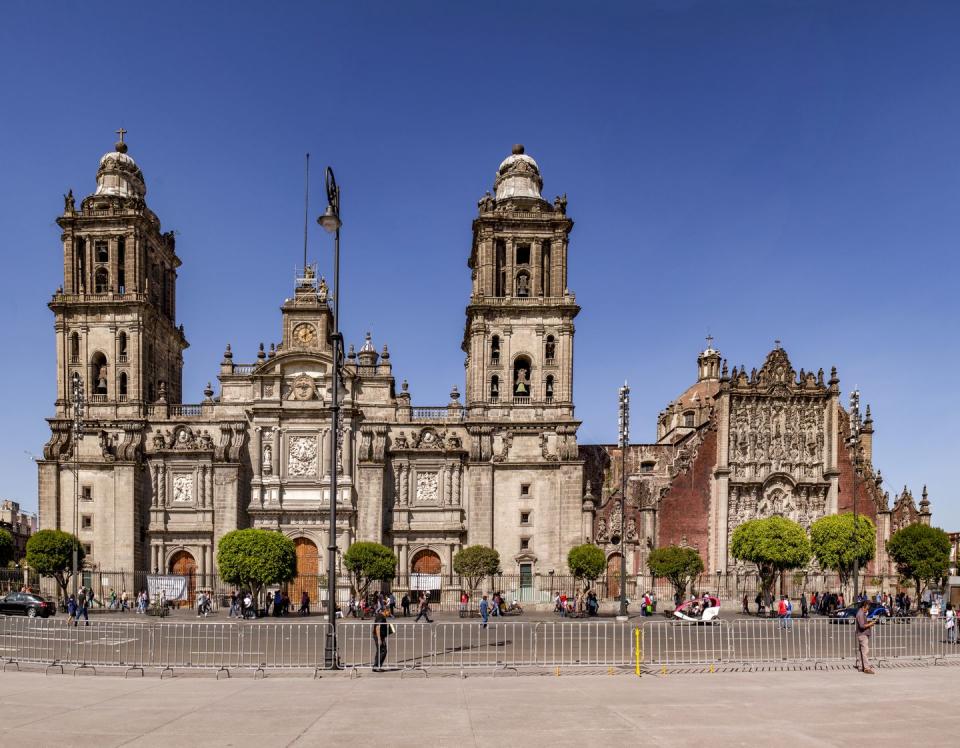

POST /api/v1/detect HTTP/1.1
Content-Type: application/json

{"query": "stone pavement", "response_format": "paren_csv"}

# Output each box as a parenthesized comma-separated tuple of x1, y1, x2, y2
(0, 666, 956, 746)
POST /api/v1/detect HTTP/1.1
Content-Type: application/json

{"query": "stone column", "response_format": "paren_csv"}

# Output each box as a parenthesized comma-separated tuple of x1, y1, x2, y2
(344, 419, 353, 478)
(452, 463, 462, 506)
(252, 427, 262, 480)
(445, 463, 453, 505)
(530, 240, 541, 297)
(158, 465, 166, 508)
(272, 428, 280, 476)
(399, 541, 409, 575)
(505, 238, 515, 297)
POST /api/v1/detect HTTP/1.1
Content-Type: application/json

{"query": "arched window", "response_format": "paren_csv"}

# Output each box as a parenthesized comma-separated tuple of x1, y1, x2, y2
(541, 240, 551, 296)
(118, 332, 128, 361)
(90, 352, 108, 396)
(95, 241, 109, 264)
(545, 375, 555, 402)
(490, 375, 500, 401)
(119, 372, 128, 400)
(683, 411, 695, 428)
(94, 267, 109, 293)
(70, 332, 80, 363)
(490, 335, 500, 363)
(545, 335, 556, 363)
(515, 270, 530, 297)
(513, 356, 532, 399)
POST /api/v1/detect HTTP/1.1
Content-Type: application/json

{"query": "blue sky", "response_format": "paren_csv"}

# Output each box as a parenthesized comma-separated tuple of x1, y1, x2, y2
(0, 1, 957, 527)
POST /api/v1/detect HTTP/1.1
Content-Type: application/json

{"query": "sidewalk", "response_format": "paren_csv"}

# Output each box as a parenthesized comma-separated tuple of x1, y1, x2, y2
(0, 665, 955, 746)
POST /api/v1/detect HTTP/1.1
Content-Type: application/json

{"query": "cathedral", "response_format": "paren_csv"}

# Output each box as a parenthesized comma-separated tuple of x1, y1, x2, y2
(38, 135, 930, 593)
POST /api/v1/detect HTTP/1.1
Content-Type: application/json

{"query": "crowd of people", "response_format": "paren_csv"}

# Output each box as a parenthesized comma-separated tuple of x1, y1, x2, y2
(552, 590, 600, 617)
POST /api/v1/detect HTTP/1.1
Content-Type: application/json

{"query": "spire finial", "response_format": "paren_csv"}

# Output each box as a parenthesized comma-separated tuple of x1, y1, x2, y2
(114, 128, 128, 153)
(774, 339, 781, 349)
(705, 334, 713, 349)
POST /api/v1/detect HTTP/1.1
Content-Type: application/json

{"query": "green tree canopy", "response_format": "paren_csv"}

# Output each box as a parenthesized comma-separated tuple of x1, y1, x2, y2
(886, 523, 951, 599)
(647, 545, 705, 602)
(343, 541, 397, 599)
(809, 513, 876, 591)
(453, 545, 501, 595)
(25, 529, 84, 601)
(216, 529, 297, 603)
(567, 544, 607, 590)
(0, 528, 14, 568)
(730, 516, 811, 596)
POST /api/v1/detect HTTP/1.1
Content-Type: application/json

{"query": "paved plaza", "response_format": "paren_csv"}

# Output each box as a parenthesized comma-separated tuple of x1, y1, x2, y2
(0, 665, 956, 746)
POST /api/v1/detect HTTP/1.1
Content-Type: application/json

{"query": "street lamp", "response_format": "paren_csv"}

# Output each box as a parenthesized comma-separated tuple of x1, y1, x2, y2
(847, 388, 862, 602)
(70, 372, 85, 599)
(616, 382, 630, 620)
(318, 165, 342, 669)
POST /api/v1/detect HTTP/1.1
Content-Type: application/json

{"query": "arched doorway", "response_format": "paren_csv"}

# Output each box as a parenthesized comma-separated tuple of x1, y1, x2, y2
(169, 550, 197, 606)
(606, 553, 623, 600)
(410, 549, 442, 604)
(411, 549, 442, 574)
(289, 537, 319, 610)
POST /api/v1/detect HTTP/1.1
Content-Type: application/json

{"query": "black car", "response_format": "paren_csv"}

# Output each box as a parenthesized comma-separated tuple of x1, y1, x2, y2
(829, 602, 888, 624)
(0, 592, 56, 618)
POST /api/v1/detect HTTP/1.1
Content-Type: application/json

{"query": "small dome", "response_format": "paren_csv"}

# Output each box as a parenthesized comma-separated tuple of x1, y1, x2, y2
(94, 139, 146, 199)
(494, 144, 543, 200)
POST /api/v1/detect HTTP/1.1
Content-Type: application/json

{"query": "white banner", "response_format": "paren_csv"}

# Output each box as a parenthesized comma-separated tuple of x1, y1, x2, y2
(147, 574, 189, 601)
(410, 573, 441, 591)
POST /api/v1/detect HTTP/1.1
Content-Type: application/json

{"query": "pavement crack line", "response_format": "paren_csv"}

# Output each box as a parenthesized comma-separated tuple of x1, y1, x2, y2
(285, 678, 357, 746)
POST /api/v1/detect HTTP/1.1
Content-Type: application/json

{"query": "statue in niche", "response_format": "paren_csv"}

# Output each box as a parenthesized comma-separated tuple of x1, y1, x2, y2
(514, 368, 530, 396)
(63, 190, 75, 213)
(516, 273, 530, 297)
(262, 443, 273, 475)
(393, 431, 408, 449)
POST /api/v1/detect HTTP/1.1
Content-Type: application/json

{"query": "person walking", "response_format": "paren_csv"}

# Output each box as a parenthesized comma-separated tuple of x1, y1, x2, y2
(800, 593, 808, 619)
(855, 599, 876, 673)
(76, 593, 90, 626)
(741, 594, 749, 615)
(459, 591, 469, 618)
(479, 594, 490, 629)
(945, 602, 956, 644)
(372, 607, 390, 672)
(414, 593, 433, 623)
(300, 590, 310, 616)
(66, 594, 77, 625)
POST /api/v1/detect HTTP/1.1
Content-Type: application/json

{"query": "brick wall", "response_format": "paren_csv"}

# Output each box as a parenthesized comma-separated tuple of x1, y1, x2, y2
(656, 428, 716, 568)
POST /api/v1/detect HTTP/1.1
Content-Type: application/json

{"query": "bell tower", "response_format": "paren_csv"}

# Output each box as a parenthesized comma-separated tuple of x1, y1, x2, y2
(51, 131, 188, 415)
(462, 145, 578, 419)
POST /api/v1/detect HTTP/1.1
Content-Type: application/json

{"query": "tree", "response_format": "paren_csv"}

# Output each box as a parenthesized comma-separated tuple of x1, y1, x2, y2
(216, 529, 297, 604)
(886, 523, 951, 600)
(0, 528, 14, 569)
(343, 542, 397, 600)
(647, 545, 704, 603)
(809, 513, 876, 593)
(730, 517, 811, 598)
(567, 544, 607, 591)
(453, 545, 501, 596)
(25, 529, 84, 602)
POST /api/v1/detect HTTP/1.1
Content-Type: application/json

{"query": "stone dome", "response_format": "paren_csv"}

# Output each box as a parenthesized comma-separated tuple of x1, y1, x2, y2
(494, 144, 543, 200)
(94, 139, 146, 199)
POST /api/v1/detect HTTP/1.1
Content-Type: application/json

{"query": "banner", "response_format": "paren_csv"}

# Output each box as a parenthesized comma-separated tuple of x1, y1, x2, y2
(410, 573, 441, 591)
(147, 574, 189, 601)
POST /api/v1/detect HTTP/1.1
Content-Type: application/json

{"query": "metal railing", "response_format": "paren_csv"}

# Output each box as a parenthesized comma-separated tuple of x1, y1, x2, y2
(0, 617, 956, 677)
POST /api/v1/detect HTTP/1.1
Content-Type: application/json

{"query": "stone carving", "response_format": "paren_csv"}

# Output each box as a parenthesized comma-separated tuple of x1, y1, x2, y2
(173, 474, 193, 502)
(199, 430, 214, 450)
(152, 431, 166, 450)
(492, 430, 513, 463)
(286, 374, 319, 401)
(728, 395, 825, 482)
(262, 442, 273, 475)
(416, 472, 439, 504)
(596, 517, 608, 542)
(393, 462, 409, 505)
(446, 433, 462, 450)
(478, 191, 495, 213)
(264, 383, 275, 398)
(553, 193, 567, 214)
(287, 435, 318, 477)
(540, 432, 558, 462)
(451, 462, 462, 505)
(98, 430, 116, 461)
(393, 431, 409, 449)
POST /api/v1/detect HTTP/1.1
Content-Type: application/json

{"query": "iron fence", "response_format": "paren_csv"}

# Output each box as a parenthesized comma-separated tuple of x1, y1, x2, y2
(12, 567, 916, 614)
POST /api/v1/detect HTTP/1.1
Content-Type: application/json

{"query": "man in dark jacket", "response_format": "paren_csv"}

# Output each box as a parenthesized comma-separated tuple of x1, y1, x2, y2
(372, 609, 390, 671)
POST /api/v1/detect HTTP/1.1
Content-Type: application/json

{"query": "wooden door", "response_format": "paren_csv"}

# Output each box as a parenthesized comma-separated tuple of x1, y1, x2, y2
(606, 553, 622, 600)
(169, 550, 197, 606)
(290, 538, 319, 608)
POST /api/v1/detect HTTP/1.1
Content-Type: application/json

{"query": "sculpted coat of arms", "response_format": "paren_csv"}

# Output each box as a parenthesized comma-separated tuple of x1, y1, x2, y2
(288, 436, 318, 477)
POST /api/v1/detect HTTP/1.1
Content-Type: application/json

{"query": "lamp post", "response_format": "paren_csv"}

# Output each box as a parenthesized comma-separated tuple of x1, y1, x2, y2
(847, 388, 862, 602)
(617, 383, 630, 620)
(318, 166, 342, 668)
(70, 372, 85, 599)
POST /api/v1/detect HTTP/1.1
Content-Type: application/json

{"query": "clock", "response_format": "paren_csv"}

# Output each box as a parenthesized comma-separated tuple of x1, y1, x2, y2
(292, 323, 317, 348)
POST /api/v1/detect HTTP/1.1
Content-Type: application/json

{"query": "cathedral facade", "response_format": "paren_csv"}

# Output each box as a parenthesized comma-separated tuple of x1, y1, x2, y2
(38, 136, 931, 591)
(38, 139, 585, 584)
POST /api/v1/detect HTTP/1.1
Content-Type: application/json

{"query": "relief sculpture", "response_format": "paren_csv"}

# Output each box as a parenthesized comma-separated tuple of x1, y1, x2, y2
(287, 435, 318, 477)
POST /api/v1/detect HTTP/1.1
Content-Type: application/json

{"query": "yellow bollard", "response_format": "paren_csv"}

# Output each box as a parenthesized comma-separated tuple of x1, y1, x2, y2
(635, 627, 642, 678)
(556, 666, 560, 677)
(661, 665, 667, 675)
(709, 663, 715, 673)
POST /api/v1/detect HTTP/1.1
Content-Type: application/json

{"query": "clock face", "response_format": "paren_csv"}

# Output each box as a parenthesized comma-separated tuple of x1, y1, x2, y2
(293, 323, 317, 348)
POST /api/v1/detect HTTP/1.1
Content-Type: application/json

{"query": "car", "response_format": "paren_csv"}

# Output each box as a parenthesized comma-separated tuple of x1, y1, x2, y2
(829, 602, 888, 624)
(0, 591, 57, 618)
(673, 595, 722, 623)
